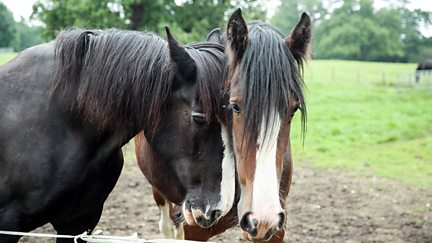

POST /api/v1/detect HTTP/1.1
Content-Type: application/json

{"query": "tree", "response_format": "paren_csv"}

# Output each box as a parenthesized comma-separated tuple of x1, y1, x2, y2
(121, 0, 171, 31)
(398, 8, 432, 61)
(31, 0, 266, 43)
(12, 19, 44, 52)
(315, 15, 403, 60)
(0, 3, 16, 47)
(311, 0, 431, 62)
(271, 0, 327, 35)
(271, 0, 301, 35)
(32, 0, 126, 39)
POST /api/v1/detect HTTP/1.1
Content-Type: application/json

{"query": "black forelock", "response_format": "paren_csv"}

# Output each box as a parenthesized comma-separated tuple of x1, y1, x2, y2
(185, 42, 225, 121)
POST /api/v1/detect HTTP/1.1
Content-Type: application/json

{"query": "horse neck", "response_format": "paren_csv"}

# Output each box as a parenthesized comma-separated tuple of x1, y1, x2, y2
(135, 132, 186, 204)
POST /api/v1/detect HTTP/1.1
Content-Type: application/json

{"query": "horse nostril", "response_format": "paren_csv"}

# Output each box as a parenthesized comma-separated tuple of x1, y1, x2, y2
(239, 212, 250, 230)
(195, 216, 204, 225)
(252, 218, 258, 227)
(277, 212, 286, 229)
(239, 212, 257, 237)
(210, 209, 222, 222)
(250, 227, 257, 237)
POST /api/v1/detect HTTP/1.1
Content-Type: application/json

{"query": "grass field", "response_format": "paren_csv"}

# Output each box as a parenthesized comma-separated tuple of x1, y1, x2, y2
(1, 54, 430, 187)
(0, 52, 17, 65)
(291, 60, 432, 187)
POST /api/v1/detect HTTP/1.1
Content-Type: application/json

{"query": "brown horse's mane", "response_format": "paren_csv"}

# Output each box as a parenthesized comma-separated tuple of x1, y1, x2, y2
(229, 21, 307, 148)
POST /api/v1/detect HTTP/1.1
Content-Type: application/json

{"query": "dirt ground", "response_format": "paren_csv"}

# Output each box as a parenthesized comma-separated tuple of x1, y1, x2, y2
(19, 144, 431, 243)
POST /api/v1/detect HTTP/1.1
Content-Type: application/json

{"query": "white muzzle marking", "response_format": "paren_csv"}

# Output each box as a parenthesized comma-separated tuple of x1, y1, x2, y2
(252, 112, 282, 223)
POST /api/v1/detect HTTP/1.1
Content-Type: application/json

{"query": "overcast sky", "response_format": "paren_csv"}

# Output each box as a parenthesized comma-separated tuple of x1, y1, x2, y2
(1, 0, 431, 35)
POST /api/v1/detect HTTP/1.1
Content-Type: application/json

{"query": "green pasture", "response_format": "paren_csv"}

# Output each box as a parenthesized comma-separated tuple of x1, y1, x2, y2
(1, 54, 430, 187)
(291, 60, 432, 187)
(0, 52, 16, 64)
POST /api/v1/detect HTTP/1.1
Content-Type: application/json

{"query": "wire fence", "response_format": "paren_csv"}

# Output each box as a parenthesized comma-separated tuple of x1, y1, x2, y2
(304, 67, 432, 93)
(0, 230, 215, 243)
(396, 70, 432, 92)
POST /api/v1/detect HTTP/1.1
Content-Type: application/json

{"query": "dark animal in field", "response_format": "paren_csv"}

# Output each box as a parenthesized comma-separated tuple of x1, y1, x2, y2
(0, 28, 225, 243)
(415, 59, 432, 82)
(151, 9, 311, 243)
(135, 29, 237, 239)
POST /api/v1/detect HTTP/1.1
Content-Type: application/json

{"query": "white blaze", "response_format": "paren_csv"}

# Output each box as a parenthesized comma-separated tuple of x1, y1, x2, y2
(252, 112, 282, 222)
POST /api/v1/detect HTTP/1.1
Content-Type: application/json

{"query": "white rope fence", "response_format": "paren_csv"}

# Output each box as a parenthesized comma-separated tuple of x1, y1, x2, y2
(0, 230, 215, 243)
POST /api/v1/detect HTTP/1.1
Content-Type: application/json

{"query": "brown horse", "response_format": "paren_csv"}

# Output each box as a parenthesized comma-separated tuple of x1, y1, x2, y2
(135, 29, 237, 239)
(140, 9, 312, 243)
(223, 9, 311, 242)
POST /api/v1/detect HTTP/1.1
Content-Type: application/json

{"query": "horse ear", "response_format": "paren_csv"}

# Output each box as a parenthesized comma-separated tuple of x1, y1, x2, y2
(227, 8, 248, 61)
(206, 28, 221, 44)
(165, 27, 197, 82)
(285, 12, 312, 65)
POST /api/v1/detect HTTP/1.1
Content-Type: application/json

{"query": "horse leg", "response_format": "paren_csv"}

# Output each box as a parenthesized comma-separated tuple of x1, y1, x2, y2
(152, 187, 184, 239)
(51, 205, 103, 243)
(0, 233, 20, 243)
(51, 150, 123, 243)
(0, 207, 32, 243)
(415, 71, 420, 83)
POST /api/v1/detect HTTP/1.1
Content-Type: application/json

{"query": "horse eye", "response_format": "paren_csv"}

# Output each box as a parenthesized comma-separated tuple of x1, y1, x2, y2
(192, 112, 207, 124)
(231, 104, 241, 114)
(291, 106, 299, 117)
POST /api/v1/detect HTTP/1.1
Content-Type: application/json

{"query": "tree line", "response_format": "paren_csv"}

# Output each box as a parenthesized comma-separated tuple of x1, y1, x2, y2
(0, 3, 43, 52)
(272, 0, 432, 62)
(30, 0, 265, 43)
(0, 0, 431, 62)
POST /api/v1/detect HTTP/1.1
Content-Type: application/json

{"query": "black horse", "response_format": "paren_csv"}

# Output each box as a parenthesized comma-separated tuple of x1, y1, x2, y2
(134, 29, 237, 238)
(0, 28, 225, 242)
(415, 59, 432, 82)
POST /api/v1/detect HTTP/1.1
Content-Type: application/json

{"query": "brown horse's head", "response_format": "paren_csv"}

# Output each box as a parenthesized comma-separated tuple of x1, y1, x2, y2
(224, 9, 311, 241)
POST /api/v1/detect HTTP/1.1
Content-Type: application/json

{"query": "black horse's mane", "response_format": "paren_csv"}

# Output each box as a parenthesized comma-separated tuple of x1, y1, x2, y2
(237, 21, 307, 146)
(50, 29, 224, 134)
(184, 42, 225, 121)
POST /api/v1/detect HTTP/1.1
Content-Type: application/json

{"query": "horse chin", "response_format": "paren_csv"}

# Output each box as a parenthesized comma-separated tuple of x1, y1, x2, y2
(182, 207, 197, 226)
(182, 202, 196, 226)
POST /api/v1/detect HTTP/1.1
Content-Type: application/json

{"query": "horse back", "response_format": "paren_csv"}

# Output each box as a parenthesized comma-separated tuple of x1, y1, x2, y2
(417, 59, 432, 70)
(0, 42, 123, 232)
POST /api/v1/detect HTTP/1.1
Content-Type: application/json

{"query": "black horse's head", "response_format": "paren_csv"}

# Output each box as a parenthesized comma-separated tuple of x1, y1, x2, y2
(49, 27, 234, 229)
(136, 28, 236, 229)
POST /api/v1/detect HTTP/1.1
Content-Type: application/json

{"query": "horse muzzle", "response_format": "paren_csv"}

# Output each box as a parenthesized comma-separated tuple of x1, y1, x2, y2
(182, 201, 223, 228)
(239, 211, 285, 241)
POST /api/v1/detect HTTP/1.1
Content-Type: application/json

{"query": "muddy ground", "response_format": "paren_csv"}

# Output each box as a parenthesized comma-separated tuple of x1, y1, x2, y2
(20, 144, 431, 243)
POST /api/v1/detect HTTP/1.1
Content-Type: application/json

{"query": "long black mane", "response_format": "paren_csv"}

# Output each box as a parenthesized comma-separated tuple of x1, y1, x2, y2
(50, 29, 224, 134)
(236, 21, 307, 146)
